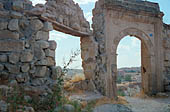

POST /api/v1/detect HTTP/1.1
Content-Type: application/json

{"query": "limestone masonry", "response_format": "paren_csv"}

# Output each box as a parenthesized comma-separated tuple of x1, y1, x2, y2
(0, 0, 170, 102)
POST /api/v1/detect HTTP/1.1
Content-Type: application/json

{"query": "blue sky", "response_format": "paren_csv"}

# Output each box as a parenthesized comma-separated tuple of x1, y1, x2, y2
(31, 0, 170, 69)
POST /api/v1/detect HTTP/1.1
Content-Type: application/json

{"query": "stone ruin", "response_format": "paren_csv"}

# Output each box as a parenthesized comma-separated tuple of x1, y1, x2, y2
(0, 0, 170, 103)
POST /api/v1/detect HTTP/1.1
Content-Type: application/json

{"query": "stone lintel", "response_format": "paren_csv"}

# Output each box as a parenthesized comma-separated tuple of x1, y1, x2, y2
(40, 16, 91, 37)
(0, 40, 24, 51)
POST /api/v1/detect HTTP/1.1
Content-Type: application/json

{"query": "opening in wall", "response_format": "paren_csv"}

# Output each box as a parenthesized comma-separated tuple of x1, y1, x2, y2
(116, 36, 141, 97)
(49, 30, 84, 79)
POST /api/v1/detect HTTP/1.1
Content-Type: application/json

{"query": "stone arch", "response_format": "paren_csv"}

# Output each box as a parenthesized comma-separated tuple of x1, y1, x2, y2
(114, 28, 154, 55)
(111, 27, 156, 97)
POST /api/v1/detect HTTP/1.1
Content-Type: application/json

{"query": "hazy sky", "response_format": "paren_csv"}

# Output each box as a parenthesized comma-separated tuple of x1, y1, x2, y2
(30, 0, 170, 69)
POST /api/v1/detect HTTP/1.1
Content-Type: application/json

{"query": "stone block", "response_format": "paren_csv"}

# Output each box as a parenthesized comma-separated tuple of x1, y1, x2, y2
(0, 21, 8, 30)
(70, 23, 81, 30)
(47, 57, 55, 66)
(36, 59, 48, 66)
(8, 19, 19, 31)
(34, 48, 45, 60)
(48, 41, 56, 51)
(0, 64, 4, 71)
(9, 52, 20, 64)
(165, 50, 170, 61)
(0, 100, 7, 112)
(31, 19, 43, 31)
(5, 64, 20, 74)
(0, 2, 3, 9)
(36, 40, 49, 49)
(31, 78, 45, 86)
(0, 55, 7, 63)
(35, 31, 49, 40)
(33, 66, 47, 78)
(21, 64, 30, 73)
(16, 73, 29, 83)
(12, 1, 24, 11)
(45, 49, 55, 58)
(51, 66, 62, 80)
(11, 11, 23, 19)
(0, 11, 9, 18)
(0, 40, 24, 51)
(0, 71, 9, 80)
(43, 22, 53, 31)
(84, 70, 94, 80)
(0, 30, 19, 40)
(20, 50, 33, 62)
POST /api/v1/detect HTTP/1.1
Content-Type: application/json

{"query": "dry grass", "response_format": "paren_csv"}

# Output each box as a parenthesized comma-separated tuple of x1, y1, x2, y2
(95, 96, 128, 106)
(70, 74, 85, 83)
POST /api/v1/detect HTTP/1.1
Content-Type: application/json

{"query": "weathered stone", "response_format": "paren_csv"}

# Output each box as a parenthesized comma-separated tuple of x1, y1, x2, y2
(0, 21, 8, 30)
(11, 11, 23, 19)
(51, 66, 62, 80)
(24, 106, 35, 112)
(5, 64, 20, 74)
(30, 7, 46, 16)
(31, 78, 45, 86)
(48, 41, 57, 50)
(0, 11, 9, 18)
(0, 55, 7, 63)
(45, 49, 55, 58)
(20, 50, 33, 62)
(34, 47, 45, 60)
(9, 80, 18, 87)
(31, 19, 43, 31)
(36, 40, 50, 49)
(9, 52, 20, 64)
(0, 71, 9, 80)
(43, 22, 53, 31)
(63, 104, 75, 112)
(24, 96, 32, 102)
(0, 85, 12, 97)
(19, 18, 29, 29)
(35, 31, 49, 40)
(16, 73, 29, 83)
(0, 100, 7, 112)
(47, 57, 55, 66)
(71, 23, 81, 30)
(36, 59, 48, 66)
(21, 64, 30, 73)
(12, 1, 24, 11)
(0, 40, 24, 51)
(8, 19, 19, 31)
(0, 2, 3, 9)
(0, 30, 19, 40)
(0, 64, 4, 71)
(33, 66, 47, 78)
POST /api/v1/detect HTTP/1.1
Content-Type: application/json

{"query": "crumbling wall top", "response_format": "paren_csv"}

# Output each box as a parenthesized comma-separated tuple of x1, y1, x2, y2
(103, 0, 160, 15)
(29, 0, 91, 37)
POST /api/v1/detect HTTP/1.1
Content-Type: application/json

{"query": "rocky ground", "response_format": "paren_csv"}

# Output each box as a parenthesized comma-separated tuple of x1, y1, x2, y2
(126, 95, 170, 112)
(68, 91, 170, 112)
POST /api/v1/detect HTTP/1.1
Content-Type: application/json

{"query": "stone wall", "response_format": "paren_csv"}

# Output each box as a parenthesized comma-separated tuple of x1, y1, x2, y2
(0, 0, 61, 96)
(92, 0, 107, 95)
(163, 24, 170, 92)
(0, 0, 94, 97)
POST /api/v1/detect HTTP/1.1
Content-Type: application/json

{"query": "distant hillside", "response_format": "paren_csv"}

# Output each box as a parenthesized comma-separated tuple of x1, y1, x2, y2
(66, 69, 84, 76)
(118, 67, 141, 73)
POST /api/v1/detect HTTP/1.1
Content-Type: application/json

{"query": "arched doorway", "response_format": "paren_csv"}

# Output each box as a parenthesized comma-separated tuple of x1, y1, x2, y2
(110, 28, 155, 99)
(117, 36, 141, 97)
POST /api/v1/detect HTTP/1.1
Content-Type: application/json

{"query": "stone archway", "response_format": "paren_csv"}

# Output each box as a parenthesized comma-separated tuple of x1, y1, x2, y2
(113, 28, 155, 97)
(92, 0, 164, 100)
